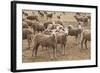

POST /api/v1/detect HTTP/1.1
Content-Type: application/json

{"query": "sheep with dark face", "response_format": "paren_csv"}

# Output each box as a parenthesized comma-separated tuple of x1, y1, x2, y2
(32, 32, 57, 58)
(81, 30, 91, 49)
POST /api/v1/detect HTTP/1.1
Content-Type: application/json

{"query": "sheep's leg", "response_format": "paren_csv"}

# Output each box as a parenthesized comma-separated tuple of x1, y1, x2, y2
(52, 47, 56, 59)
(27, 40, 30, 49)
(81, 38, 84, 50)
(78, 34, 81, 44)
(34, 30, 35, 35)
(32, 45, 36, 57)
(75, 36, 78, 45)
(27, 38, 32, 50)
(46, 47, 51, 58)
(84, 39, 88, 49)
(34, 44, 39, 57)
(35, 48, 38, 57)
(63, 44, 66, 55)
(32, 48, 35, 57)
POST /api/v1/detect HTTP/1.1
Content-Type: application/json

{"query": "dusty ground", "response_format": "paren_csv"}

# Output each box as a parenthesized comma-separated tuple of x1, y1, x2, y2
(22, 10, 91, 63)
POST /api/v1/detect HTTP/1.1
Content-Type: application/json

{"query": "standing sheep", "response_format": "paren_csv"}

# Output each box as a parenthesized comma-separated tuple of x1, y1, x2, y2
(81, 30, 91, 49)
(53, 28, 68, 55)
(68, 24, 82, 44)
(43, 21, 53, 29)
(32, 22, 45, 34)
(32, 32, 57, 58)
(23, 28, 33, 49)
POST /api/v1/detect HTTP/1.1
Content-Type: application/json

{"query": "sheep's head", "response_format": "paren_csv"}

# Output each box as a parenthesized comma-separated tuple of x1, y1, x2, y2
(68, 25, 73, 30)
(64, 28, 68, 36)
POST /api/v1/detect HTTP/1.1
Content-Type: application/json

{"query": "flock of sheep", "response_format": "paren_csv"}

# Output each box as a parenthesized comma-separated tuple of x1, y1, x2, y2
(22, 10, 91, 59)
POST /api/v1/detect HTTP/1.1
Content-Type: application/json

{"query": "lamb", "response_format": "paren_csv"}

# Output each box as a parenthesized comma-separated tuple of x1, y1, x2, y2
(81, 30, 91, 49)
(32, 32, 57, 58)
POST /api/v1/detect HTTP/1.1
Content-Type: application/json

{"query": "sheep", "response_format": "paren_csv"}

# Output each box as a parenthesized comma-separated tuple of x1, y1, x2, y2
(32, 32, 57, 58)
(53, 28, 68, 55)
(68, 24, 82, 44)
(55, 21, 64, 26)
(43, 28, 68, 55)
(27, 15, 39, 21)
(81, 30, 91, 49)
(24, 20, 44, 34)
(22, 21, 28, 28)
(38, 11, 44, 17)
(24, 20, 33, 27)
(23, 11, 28, 16)
(46, 13, 53, 20)
(43, 21, 53, 29)
(23, 28, 33, 49)
(74, 15, 89, 27)
(32, 22, 45, 34)
(43, 29, 52, 35)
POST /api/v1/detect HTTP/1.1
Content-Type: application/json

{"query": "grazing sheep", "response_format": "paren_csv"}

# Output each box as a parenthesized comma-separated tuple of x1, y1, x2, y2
(46, 13, 53, 20)
(32, 32, 57, 58)
(32, 22, 45, 34)
(81, 30, 91, 49)
(68, 24, 82, 44)
(23, 28, 33, 49)
(27, 15, 39, 21)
